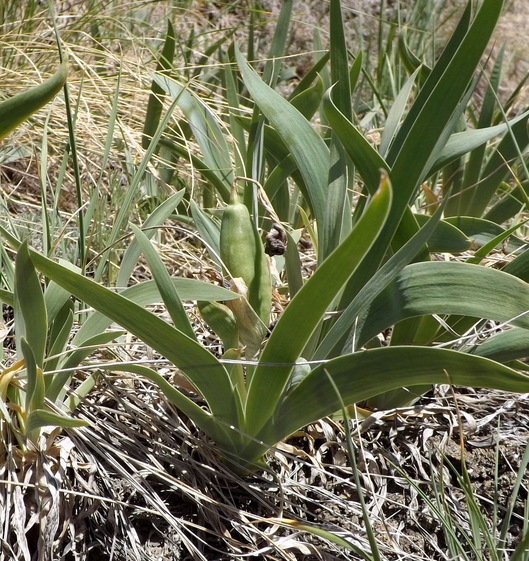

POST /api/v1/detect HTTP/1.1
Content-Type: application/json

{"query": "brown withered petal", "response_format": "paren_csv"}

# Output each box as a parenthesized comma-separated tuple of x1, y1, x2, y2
(265, 222, 287, 256)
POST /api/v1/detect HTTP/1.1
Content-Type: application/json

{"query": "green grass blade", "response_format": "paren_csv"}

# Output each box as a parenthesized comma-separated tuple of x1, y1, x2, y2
(244, 175, 391, 436)
(94, 96, 181, 282)
(142, 19, 175, 150)
(25, 410, 87, 434)
(117, 190, 185, 287)
(261, 0, 293, 87)
(500, 441, 529, 555)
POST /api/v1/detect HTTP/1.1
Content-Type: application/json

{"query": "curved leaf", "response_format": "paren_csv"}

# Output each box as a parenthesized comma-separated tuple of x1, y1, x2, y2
(15, 241, 47, 367)
(244, 175, 391, 436)
(269, 347, 529, 447)
(235, 45, 329, 234)
(469, 327, 529, 363)
(0, 56, 67, 140)
(356, 261, 529, 347)
(72, 277, 238, 347)
(154, 74, 233, 198)
(27, 250, 240, 429)
(25, 409, 87, 434)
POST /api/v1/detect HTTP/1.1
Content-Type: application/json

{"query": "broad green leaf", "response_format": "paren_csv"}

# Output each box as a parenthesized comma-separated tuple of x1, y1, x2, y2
(414, 215, 470, 253)
(314, 196, 449, 360)
(197, 301, 239, 351)
(448, 44, 505, 216)
(466, 112, 529, 217)
(469, 328, 529, 363)
(329, 0, 352, 121)
(154, 74, 234, 194)
(15, 241, 47, 367)
(284, 230, 304, 298)
(321, 0, 353, 260)
(268, 347, 529, 456)
(427, 107, 529, 177)
(288, 51, 331, 100)
(235, 45, 329, 243)
(324, 86, 388, 195)
(131, 224, 196, 340)
(466, 219, 528, 265)
(46, 303, 74, 373)
(355, 261, 529, 348)
(244, 176, 391, 436)
(503, 246, 529, 282)
(44, 278, 73, 325)
(386, 1, 471, 166)
(484, 182, 528, 225)
(0, 56, 67, 140)
(27, 250, 241, 429)
(322, 138, 349, 259)
(289, 75, 324, 121)
(445, 216, 525, 253)
(397, 26, 431, 82)
(72, 278, 238, 347)
(380, 0, 502, 255)
(117, 190, 185, 287)
(379, 66, 421, 158)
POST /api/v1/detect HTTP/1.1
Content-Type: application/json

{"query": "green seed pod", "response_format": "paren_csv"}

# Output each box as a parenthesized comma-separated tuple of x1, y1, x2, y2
(197, 300, 239, 351)
(220, 185, 272, 326)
